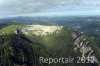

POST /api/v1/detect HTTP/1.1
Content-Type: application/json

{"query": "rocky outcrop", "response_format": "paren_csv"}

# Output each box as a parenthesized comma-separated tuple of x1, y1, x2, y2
(21, 25, 63, 36)
(72, 31, 99, 64)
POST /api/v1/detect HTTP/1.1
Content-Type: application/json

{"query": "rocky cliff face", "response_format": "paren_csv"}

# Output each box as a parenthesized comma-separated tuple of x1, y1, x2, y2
(72, 31, 100, 65)
(21, 25, 63, 36)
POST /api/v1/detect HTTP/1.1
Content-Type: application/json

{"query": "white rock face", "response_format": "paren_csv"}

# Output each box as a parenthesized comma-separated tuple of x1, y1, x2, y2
(21, 25, 63, 36)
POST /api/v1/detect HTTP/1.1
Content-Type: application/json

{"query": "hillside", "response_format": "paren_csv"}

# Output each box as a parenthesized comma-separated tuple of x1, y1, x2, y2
(0, 24, 100, 66)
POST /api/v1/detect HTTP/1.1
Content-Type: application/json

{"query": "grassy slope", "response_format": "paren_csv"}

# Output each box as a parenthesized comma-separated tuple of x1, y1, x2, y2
(0, 24, 23, 35)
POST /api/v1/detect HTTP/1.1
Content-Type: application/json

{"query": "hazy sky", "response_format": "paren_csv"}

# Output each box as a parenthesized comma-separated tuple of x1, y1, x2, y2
(0, 0, 100, 17)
